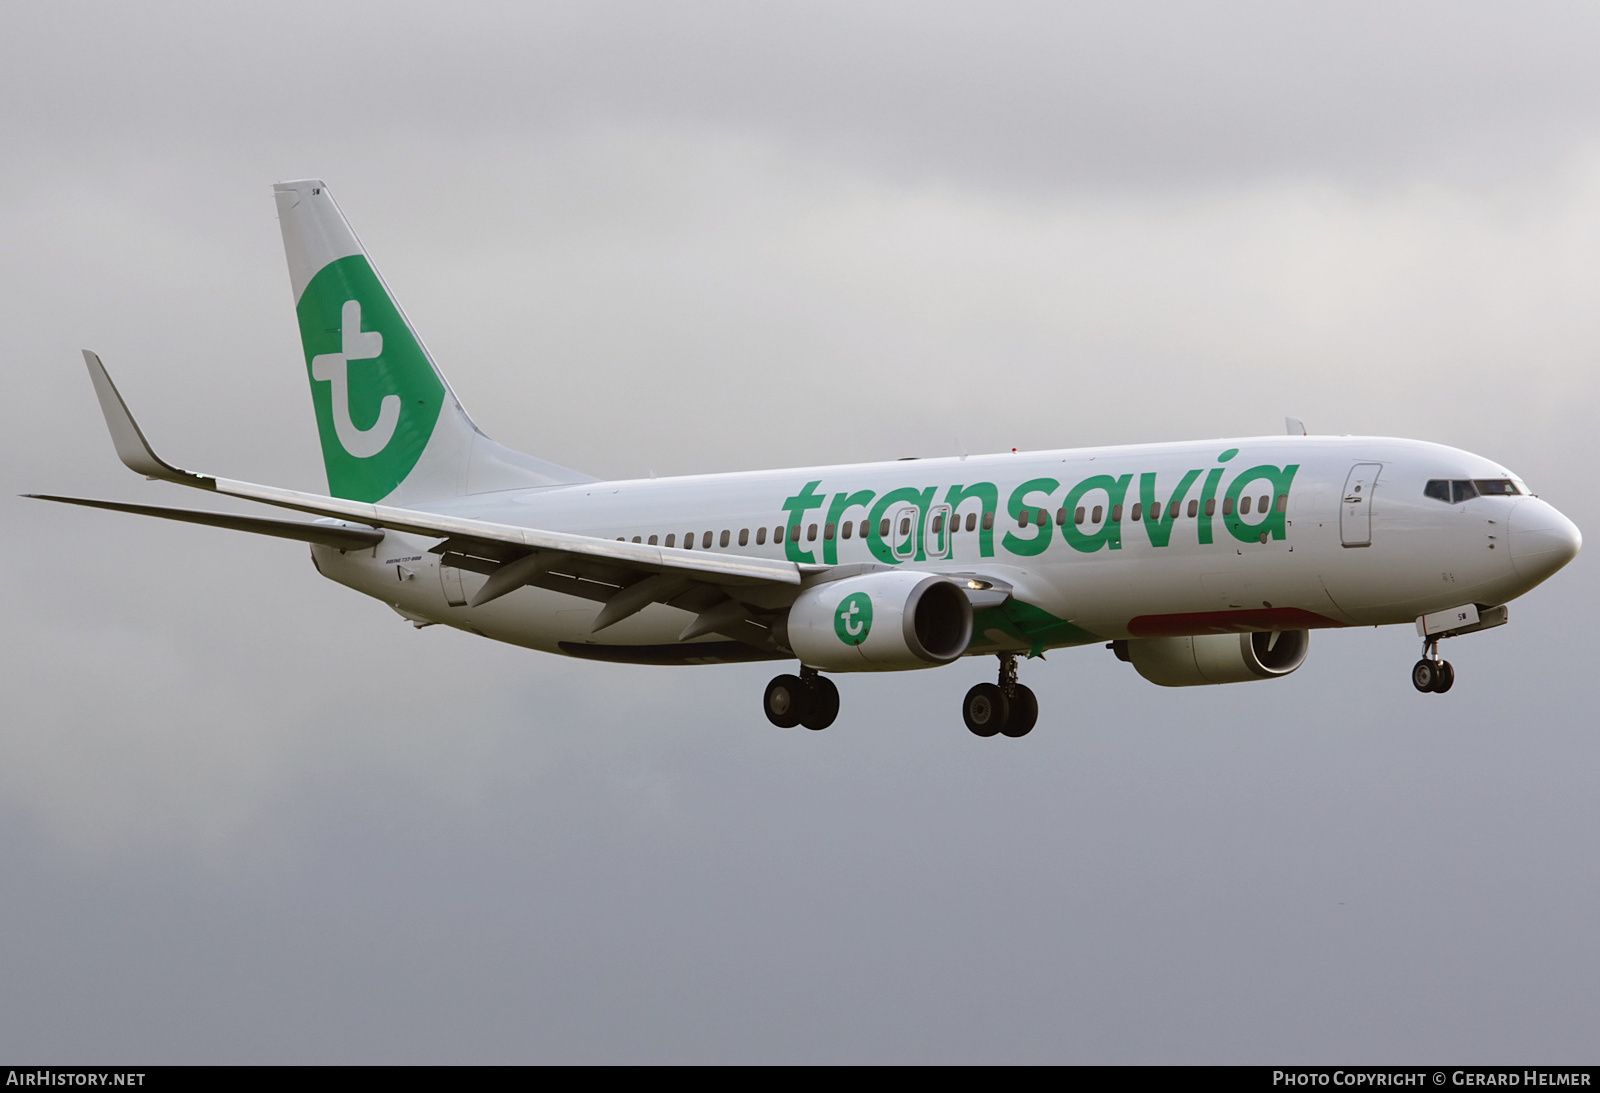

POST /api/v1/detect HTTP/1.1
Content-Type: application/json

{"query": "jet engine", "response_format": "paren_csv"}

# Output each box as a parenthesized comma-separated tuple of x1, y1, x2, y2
(1114, 630, 1309, 687)
(785, 571, 973, 672)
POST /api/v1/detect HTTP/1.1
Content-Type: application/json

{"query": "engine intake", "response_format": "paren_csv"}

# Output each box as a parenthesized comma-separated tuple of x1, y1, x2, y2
(786, 571, 974, 672)
(1115, 630, 1309, 687)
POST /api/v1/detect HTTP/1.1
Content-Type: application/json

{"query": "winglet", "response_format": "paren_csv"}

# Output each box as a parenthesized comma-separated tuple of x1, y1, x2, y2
(82, 351, 209, 485)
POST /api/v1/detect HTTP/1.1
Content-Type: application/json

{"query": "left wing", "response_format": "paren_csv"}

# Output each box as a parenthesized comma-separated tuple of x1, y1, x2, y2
(59, 351, 807, 644)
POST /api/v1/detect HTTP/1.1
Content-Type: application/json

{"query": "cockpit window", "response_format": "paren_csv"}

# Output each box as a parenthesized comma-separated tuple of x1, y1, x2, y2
(1424, 478, 1522, 504)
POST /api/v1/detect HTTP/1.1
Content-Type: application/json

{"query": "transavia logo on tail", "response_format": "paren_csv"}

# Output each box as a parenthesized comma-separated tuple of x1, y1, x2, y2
(312, 300, 399, 457)
(297, 255, 446, 503)
(836, 592, 873, 645)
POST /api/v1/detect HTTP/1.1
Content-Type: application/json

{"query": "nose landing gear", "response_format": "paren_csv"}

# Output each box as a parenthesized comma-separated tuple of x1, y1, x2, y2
(762, 666, 840, 729)
(1412, 638, 1455, 694)
(963, 653, 1038, 737)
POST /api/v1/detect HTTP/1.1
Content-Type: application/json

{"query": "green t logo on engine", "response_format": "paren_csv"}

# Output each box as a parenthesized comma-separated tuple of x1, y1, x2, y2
(835, 592, 873, 645)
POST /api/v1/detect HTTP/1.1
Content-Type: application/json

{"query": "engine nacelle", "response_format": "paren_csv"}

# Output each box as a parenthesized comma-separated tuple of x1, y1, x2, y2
(1117, 630, 1309, 687)
(786, 571, 974, 672)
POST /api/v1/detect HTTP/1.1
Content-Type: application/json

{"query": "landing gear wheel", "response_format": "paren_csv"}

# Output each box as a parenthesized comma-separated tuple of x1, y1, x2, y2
(1411, 659, 1438, 693)
(963, 683, 1009, 737)
(1001, 684, 1038, 738)
(800, 675, 840, 730)
(764, 674, 806, 728)
(1431, 660, 1455, 694)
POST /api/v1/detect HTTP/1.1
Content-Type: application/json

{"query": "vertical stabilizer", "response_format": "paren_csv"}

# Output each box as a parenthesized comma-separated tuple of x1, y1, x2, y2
(273, 179, 593, 504)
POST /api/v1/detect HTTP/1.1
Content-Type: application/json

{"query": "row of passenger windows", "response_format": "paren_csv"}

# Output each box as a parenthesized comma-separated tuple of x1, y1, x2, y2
(614, 513, 996, 549)
(1423, 479, 1523, 504)
(610, 494, 1288, 550)
(1014, 494, 1287, 527)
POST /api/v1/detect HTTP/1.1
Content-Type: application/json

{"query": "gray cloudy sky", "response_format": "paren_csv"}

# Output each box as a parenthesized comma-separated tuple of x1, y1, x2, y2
(2, 1, 1598, 1063)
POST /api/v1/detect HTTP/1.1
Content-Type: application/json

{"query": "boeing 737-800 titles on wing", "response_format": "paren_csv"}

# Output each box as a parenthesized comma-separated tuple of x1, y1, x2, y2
(31, 181, 1583, 736)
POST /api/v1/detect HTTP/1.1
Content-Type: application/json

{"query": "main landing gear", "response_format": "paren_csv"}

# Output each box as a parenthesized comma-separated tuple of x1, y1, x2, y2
(763, 666, 840, 730)
(1412, 637, 1455, 694)
(963, 654, 1038, 738)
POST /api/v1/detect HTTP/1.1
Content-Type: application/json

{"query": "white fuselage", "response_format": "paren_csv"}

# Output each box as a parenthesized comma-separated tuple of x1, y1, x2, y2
(311, 435, 1577, 666)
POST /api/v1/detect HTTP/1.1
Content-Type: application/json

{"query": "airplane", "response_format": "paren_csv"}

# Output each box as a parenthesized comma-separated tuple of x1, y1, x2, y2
(29, 180, 1583, 737)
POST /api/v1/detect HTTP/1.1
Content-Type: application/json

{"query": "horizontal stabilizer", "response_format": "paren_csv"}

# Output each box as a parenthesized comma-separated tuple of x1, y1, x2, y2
(26, 494, 384, 550)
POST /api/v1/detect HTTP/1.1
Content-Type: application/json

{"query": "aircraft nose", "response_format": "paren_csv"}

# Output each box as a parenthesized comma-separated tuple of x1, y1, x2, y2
(1509, 498, 1582, 585)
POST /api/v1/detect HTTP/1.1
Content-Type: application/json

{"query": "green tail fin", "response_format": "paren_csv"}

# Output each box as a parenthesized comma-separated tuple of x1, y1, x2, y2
(273, 180, 592, 503)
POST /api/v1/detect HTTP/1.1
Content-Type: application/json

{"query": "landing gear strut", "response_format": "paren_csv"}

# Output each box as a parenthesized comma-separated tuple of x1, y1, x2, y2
(763, 667, 840, 729)
(964, 654, 1038, 738)
(1411, 638, 1455, 694)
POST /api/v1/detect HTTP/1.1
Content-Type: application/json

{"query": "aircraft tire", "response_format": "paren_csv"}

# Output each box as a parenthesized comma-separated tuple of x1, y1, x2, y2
(1411, 659, 1438, 693)
(963, 683, 1009, 737)
(1001, 684, 1038, 737)
(801, 675, 840, 730)
(764, 674, 807, 728)
(1431, 660, 1455, 694)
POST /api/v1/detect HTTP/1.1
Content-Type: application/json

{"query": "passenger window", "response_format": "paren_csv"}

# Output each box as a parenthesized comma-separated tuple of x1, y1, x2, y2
(808, 524, 818, 542)
(665, 533, 676, 548)
(1451, 480, 1478, 504)
(773, 526, 784, 544)
(880, 518, 891, 537)
(1224, 496, 1236, 516)
(739, 529, 749, 546)
(1056, 508, 1067, 526)
(841, 522, 852, 539)
(701, 531, 711, 548)
(1258, 495, 1269, 513)
(632, 536, 642, 543)
(859, 520, 870, 538)
(1148, 501, 1160, 520)
(648, 534, 659, 546)
(790, 524, 801, 542)
(1018, 509, 1030, 528)
(1238, 496, 1250, 515)
(756, 527, 767, 545)
(1130, 502, 1142, 522)
(1205, 499, 1216, 517)
(1275, 495, 1287, 513)
(1091, 505, 1103, 523)
(966, 512, 977, 532)
(899, 517, 911, 536)
(931, 514, 943, 533)
(720, 529, 730, 548)
(1074, 506, 1085, 525)
(1111, 504, 1122, 522)
(685, 532, 695, 549)
(1187, 500, 1199, 518)
(824, 522, 836, 540)
(982, 511, 994, 531)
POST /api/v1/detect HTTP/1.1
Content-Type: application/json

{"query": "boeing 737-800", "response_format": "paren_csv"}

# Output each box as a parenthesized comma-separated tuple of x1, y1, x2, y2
(30, 180, 1583, 736)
